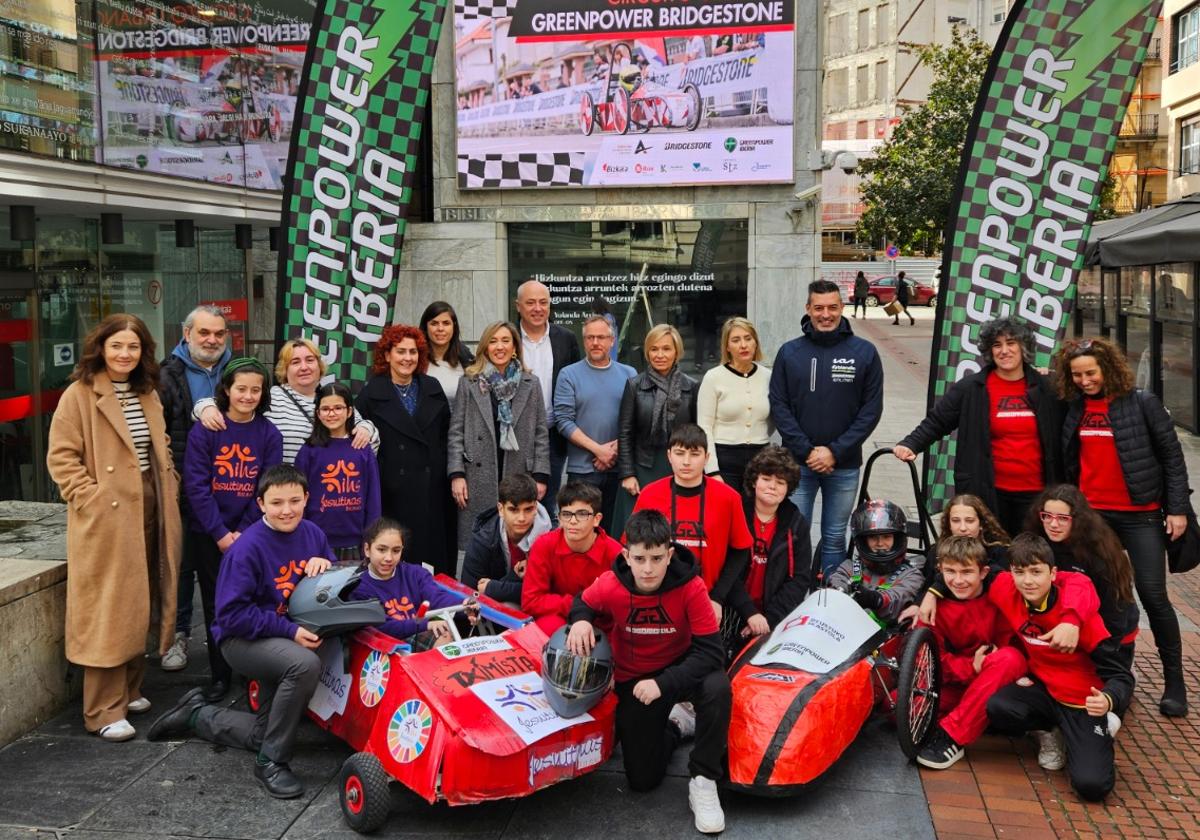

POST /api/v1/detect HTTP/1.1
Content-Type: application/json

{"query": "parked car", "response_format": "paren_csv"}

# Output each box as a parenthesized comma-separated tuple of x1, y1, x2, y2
(863, 276, 937, 307)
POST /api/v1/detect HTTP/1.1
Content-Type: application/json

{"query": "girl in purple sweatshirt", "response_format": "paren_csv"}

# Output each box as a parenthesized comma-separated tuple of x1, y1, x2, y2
(294, 383, 381, 565)
(184, 358, 283, 696)
(351, 518, 471, 644)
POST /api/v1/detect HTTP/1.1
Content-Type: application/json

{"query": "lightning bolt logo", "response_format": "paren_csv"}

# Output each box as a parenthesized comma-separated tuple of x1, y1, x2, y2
(1053, 0, 1156, 104)
(361, 0, 423, 94)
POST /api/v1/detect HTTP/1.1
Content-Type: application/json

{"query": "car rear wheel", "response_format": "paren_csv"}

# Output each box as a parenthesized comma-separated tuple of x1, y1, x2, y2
(613, 87, 631, 135)
(339, 752, 391, 833)
(866, 294, 880, 307)
(895, 626, 940, 760)
(683, 83, 702, 131)
(579, 92, 595, 135)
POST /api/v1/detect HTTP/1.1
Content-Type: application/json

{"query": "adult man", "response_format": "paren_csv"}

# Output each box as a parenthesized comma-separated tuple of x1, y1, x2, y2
(769, 280, 884, 577)
(516, 279, 581, 520)
(158, 304, 231, 674)
(554, 314, 636, 525)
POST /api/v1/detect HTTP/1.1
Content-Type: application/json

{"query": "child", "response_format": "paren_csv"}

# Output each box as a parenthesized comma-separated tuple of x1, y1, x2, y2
(985, 534, 1134, 802)
(461, 473, 552, 606)
(916, 536, 1025, 770)
(828, 499, 925, 623)
(148, 465, 332, 800)
(184, 357, 283, 701)
(632, 423, 752, 622)
(567, 510, 730, 834)
(725, 445, 814, 638)
(294, 382, 382, 565)
(351, 517, 470, 645)
(522, 481, 623, 634)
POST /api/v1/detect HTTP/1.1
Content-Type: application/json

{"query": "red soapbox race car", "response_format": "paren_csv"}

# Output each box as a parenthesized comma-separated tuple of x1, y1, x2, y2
(279, 576, 617, 833)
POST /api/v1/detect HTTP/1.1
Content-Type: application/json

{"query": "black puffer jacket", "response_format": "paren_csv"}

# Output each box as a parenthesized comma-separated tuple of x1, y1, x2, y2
(898, 365, 1064, 513)
(616, 370, 699, 478)
(159, 356, 195, 475)
(726, 498, 816, 628)
(1063, 390, 1189, 515)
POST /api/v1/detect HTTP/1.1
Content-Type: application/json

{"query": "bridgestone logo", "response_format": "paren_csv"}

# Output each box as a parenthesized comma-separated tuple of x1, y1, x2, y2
(664, 141, 711, 150)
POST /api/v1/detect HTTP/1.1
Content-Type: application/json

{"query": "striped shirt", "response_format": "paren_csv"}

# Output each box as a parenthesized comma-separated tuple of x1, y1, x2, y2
(265, 384, 380, 464)
(112, 380, 151, 471)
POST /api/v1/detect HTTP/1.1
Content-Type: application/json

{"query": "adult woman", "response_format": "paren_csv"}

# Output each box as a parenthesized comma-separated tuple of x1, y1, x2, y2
(47, 314, 181, 741)
(613, 325, 699, 535)
(697, 317, 774, 491)
(356, 325, 455, 576)
(448, 321, 549, 548)
(893, 316, 1063, 537)
(420, 301, 474, 405)
(852, 270, 869, 319)
(891, 271, 915, 326)
(1054, 337, 1189, 716)
(197, 337, 377, 463)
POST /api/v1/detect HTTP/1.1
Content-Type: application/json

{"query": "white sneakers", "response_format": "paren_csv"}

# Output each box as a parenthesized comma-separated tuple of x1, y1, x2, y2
(668, 702, 697, 739)
(97, 719, 136, 742)
(127, 697, 152, 714)
(688, 776, 725, 834)
(161, 632, 189, 671)
(1034, 729, 1066, 770)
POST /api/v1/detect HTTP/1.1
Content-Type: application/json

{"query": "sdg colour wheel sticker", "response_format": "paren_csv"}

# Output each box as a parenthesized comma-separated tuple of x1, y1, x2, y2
(387, 699, 432, 764)
(358, 650, 390, 708)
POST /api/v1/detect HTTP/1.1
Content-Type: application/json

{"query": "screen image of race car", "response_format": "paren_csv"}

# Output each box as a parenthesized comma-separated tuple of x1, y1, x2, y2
(453, 0, 796, 189)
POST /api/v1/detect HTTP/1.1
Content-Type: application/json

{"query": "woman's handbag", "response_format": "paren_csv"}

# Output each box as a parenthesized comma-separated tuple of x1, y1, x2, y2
(1167, 504, 1200, 574)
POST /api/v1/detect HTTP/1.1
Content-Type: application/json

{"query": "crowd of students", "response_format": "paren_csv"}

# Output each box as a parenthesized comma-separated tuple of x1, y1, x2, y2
(45, 281, 1193, 832)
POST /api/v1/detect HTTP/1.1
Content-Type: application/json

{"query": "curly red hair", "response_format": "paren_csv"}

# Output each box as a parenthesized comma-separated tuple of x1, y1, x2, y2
(372, 325, 429, 376)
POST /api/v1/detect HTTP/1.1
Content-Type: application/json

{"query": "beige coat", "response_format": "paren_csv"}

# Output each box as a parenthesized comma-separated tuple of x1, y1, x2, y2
(46, 370, 181, 667)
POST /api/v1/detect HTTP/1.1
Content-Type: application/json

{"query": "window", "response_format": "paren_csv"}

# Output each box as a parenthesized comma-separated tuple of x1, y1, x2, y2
(1173, 4, 1200, 72)
(876, 5, 889, 42)
(856, 64, 871, 103)
(858, 8, 872, 49)
(1182, 118, 1200, 175)
(875, 60, 888, 99)
(827, 14, 848, 56)
(825, 67, 849, 111)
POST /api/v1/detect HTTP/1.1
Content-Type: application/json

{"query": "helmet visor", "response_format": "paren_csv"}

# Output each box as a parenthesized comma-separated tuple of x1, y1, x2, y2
(543, 646, 612, 698)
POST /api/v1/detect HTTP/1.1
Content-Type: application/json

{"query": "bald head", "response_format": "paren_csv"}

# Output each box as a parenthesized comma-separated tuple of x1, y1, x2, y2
(515, 280, 551, 334)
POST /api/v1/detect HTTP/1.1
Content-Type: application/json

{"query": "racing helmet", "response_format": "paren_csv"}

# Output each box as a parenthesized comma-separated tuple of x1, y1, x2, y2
(288, 566, 386, 637)
(851, 499, 908, 572)
(542, 625, 613, 718)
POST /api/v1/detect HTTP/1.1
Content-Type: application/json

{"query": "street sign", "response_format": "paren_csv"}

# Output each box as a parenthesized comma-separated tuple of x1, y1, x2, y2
(886, 245, 899, 259)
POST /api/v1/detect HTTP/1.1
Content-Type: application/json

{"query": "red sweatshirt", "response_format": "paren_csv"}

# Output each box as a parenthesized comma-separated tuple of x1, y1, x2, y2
(927, 589, 1018, 685)
(521, 527, 624, 624)
(988, 571, 1132, 710)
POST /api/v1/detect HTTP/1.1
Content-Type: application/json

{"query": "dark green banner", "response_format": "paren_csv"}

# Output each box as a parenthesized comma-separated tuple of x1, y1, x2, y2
(925, 0, 1160, 509)
(276, 0, 446, 381)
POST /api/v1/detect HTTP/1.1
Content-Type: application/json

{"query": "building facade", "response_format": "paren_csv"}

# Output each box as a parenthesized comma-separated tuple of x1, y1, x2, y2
(1164, 0, 1200, 200)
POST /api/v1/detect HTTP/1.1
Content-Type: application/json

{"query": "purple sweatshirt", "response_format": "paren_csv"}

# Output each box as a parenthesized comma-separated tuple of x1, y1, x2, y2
(294, 438, 382, 549)
(184, 414, 283, 540)
(212, 518, 334, 645)
(351, 563, 464, 639)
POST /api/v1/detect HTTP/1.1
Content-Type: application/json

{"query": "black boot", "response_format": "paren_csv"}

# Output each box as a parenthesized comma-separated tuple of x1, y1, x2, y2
(1161, 661, 1188, 717)
(255, 759, 305, 798)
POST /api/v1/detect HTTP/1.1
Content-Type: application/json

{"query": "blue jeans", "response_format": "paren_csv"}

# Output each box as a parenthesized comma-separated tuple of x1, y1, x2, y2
(790, 466, 860, 578)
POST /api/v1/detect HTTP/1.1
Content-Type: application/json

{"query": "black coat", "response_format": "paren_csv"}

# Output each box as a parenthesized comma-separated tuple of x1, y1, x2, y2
(727, 498, 815, 628)
(896, 278, 910, 305)
(356, 373, 454, 574)
(898, 365, 1064, 513)
(1062, 390, 1189, 514)
(616, 370, 699, 478)
(158, 356, 194, 476)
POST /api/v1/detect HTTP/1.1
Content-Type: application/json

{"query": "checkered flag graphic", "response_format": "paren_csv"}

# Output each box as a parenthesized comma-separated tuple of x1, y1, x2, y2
(457, 153, 587, 188)
(455, 0, 520, 18)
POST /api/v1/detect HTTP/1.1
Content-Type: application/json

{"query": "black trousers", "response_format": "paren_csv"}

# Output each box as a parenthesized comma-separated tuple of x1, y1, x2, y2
(714, 443, 764, 496)
(195, 534, 234, 686)
(994, 488, 1040, 539)
(986, 681, 1114, 802)
(852, 298, 867, 318)
(615, 669, 731, 791)
(1099, 508, 1182, 673)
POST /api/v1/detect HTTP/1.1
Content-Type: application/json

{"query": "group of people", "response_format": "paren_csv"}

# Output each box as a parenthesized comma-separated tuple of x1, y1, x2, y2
(44, 278, 1192, 832)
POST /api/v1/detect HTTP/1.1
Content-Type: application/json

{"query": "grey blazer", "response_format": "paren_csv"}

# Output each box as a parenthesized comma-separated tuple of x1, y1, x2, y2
(448, 371, 550, 547)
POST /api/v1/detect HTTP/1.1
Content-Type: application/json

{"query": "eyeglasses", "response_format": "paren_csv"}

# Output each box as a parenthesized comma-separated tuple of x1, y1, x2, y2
(318, 405, 348, 414)
(558, 509, 596, 522)
(1039, 511, 1073, 525)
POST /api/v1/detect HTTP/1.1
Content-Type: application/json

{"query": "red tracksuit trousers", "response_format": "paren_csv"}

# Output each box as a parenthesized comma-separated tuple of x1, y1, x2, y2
(938, 646, 1026, 745)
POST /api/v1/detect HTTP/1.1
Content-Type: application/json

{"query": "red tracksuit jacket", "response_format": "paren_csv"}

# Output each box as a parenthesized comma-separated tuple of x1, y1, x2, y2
(928, 589, 1017, 685)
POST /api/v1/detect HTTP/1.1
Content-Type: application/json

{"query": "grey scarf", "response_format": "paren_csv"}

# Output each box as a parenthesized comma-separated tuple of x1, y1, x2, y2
(646, 365, 685, 445)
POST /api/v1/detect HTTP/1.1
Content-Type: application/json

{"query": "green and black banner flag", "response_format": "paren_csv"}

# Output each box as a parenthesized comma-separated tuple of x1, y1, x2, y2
(276, 0, 446, 382)
(925, 0, 1160, 509)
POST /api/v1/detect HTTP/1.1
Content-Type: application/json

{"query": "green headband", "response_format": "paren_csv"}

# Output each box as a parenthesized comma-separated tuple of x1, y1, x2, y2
(223, 357, 271, 382)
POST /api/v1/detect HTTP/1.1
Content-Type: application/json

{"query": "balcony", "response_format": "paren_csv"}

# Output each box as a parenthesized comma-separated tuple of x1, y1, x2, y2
(1119, 114, 1160, 139)
(1146, 38, 1162, 61)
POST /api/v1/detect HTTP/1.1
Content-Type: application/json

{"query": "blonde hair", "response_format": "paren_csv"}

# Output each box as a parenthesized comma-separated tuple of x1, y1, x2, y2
(464, 321, 525, 377)
(274, 337, 327, 384)
(720, 317, 763, 365)
(643, 324, 683, 362)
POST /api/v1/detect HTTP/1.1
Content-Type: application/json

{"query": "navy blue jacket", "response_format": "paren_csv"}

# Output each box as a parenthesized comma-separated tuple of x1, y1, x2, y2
(768, 316, 884, 469)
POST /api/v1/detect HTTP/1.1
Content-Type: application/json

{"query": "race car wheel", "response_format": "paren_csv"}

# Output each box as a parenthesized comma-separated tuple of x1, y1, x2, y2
(246, 679, 262, 713)
(613, 87, 631, 135)
(866, 294, 880, 307)
(579, 92, 595, 135)
(895, 626, 940, 760)
(683, 83, 703, 131)
(339, 752, 391, 833)
(268, 105, 282, 142)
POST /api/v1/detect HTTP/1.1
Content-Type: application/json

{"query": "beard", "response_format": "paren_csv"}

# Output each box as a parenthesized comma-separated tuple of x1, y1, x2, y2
(189, 342, 226, 365)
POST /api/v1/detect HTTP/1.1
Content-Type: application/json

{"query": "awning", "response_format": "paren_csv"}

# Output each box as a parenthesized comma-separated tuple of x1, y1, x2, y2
(1085, 195, 1200, 267)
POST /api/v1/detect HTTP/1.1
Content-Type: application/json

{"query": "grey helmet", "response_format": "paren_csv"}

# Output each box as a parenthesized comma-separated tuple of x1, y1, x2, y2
(288, 566, 386, 637)
(851, 499, 908, 572)
(542, 625, 613, 718)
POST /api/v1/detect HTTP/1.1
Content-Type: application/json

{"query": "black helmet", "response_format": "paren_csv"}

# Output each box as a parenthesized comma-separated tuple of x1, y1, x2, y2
(288, 567, 387, 637)
(542, 626, 613, 718)
(851, 499, 908, 571)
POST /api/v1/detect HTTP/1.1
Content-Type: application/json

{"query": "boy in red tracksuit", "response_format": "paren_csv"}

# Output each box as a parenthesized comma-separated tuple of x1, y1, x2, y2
(567, 509, 730, 835)
(916, 536, 1026, 770)
(985, 534, 1134, 802)
(522, 481, 623, 634)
